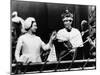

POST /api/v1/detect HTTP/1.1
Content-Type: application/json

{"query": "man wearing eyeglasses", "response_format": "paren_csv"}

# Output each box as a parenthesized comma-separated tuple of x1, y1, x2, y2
(55, 9, 83, 60)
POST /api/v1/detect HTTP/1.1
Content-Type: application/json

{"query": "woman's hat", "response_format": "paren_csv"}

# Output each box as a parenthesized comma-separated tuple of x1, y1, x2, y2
(24, 17, 35, 31)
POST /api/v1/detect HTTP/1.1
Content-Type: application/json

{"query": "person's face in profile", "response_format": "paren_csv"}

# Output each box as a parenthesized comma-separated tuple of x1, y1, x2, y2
(62, 17, 73, 29)
(31, 20, 37, 33)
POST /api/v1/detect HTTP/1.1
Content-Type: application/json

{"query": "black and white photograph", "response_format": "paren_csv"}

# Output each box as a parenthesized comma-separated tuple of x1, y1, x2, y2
(11, 0, 96, 74)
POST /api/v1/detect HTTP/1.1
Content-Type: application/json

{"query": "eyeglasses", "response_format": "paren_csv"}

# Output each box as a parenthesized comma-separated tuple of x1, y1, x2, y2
(63, 20, 73, 22)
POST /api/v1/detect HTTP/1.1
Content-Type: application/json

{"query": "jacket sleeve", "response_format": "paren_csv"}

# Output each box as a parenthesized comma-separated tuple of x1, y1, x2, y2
(70, 30, 83, 48)
(15, 36, 23, 62)
(40, 39, 50, 51)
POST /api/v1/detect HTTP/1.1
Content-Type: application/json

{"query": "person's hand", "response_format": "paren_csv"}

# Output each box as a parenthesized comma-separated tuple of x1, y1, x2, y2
(70, 49, 76, 53)
(50, 31, 57, 41)
(81, 32, 84, 36)
(48, 31, 57, 48)
(87, 37, 92, 43)
(58, 39, 64, 42)
(17, 55, 29, 64)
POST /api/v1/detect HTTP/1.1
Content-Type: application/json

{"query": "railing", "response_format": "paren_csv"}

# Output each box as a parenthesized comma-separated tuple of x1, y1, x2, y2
(11, 59, 96, 74)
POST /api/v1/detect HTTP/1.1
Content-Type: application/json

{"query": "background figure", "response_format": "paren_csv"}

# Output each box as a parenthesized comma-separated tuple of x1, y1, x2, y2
(15, 17, 56, 64)
(12, 11, 25, 40)
(88, 20, 96, 58)
(12, 11, 25, 62)
(81, 20, 91, 59)
(88, 5, 96, 59)
(54, 9, 83, 61)
(81, 19, 96, 59)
